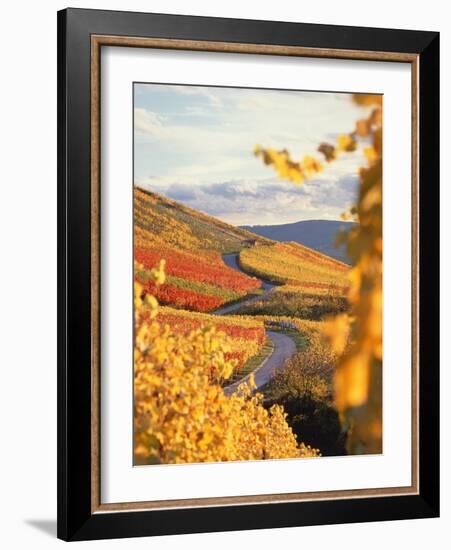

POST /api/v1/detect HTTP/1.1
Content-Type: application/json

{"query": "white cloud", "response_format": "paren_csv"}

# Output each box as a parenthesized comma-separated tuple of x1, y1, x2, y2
(173, 86, 223, 107)
(134, 108, 165, 139)
(134, 85, 373, 223)
(137, 170, 359, 226)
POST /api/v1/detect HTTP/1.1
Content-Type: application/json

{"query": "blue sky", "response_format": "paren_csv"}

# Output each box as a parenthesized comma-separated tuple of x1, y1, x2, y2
(134, 83, 374, 226)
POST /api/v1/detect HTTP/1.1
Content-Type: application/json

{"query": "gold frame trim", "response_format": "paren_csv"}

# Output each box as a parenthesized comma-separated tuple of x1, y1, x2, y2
(90, 35, 419, 514)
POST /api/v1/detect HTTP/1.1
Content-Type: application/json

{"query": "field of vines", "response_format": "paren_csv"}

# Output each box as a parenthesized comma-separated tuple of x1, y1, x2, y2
(134, 188, 262, 312)
(239, 242, 349, 292)
(133, 187, 354, 463)
(134, 188, 350, 386)
(157, 307, 267, 372)
(134, 187, 271, 254)
(236, 286, 348, 320)
(133, 91, 383, 464)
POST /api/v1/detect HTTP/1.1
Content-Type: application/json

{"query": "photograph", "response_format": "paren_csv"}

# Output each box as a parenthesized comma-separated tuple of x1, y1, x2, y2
(54, 7, 440, 541)
(132, 83, 383, 465)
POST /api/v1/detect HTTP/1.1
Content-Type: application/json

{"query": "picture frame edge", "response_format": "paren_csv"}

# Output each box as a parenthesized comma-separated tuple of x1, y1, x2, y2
(57, 7, 440, 541)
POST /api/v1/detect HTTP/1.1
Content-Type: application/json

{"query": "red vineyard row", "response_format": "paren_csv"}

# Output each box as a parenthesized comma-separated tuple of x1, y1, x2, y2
(135, 246, 261, 293)
(144, 281, 224, 312)
(157, 312, 266, 345)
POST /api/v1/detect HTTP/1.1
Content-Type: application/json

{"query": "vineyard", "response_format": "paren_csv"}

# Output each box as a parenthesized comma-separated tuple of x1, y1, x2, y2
(237, 286, 348, 319)
(133, 187, 351, 463)
(134, 187, 271, 254)
(157, 307, 267, 372)
(131, 88, 385, 464)
(239, 242, 349, 291)
(134, 188, 263, 312)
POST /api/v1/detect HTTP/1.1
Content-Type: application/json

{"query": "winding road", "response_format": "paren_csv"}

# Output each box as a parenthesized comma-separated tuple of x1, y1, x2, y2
(216, 253, 297, 394)
(223, 330, 296, 396)
(213, 254, 277, 315)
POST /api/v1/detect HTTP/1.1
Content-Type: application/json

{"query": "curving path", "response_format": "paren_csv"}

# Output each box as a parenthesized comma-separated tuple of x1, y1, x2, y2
(223, 330, 296, 396)
(222, 253, 276, 290)
(217, 252, 297, 394)
(213, 254, 276, 315)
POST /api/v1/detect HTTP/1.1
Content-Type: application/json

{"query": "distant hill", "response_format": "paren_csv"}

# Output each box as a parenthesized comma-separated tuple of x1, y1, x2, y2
(241, 220, 356, 264)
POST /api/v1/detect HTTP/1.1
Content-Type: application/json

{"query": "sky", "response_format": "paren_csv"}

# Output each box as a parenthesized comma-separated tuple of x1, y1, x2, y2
(134, 83, 374, 226)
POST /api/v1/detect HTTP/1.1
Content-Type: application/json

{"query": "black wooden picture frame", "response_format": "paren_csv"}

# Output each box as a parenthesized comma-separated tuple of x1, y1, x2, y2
(57, 7, 439, 541)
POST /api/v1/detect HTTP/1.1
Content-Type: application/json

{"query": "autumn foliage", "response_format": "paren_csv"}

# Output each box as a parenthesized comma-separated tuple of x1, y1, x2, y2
(133, 92, 383, 462)
(240, 242, 348, 291)
(134, 265, 318, 464)
(255, 94, 383, 454)
(157, 307, 266, 371)
(134, 190, 262, 314)
(135, 247, 260, 295)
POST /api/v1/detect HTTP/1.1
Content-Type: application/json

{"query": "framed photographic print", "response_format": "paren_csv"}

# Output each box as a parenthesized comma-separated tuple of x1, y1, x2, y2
(57, 8, 439, 541)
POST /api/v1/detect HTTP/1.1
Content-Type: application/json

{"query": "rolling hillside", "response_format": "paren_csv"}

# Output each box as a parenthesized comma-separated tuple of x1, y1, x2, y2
(134, 186, 349, 313)
(241, 220, 356, 264)
(134, 186, 350, 414)
(134, 186, 350, 366)
(134, 187, 267, 312)
(135, 186, 271, 255)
